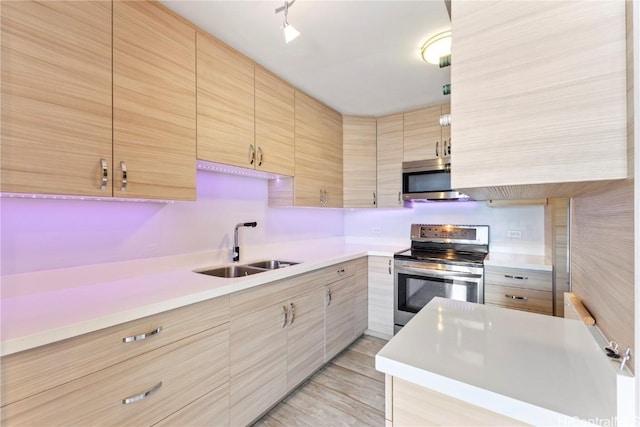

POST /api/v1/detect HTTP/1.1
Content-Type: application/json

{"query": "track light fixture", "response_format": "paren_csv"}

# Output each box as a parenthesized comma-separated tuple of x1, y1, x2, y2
(275, 0, 300, 43)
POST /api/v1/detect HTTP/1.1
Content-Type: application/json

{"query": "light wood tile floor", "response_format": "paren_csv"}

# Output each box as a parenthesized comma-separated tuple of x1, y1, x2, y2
(254, 335, 388, 427)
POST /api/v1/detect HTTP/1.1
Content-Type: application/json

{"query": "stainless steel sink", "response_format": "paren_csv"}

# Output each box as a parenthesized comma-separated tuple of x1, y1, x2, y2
(196, 265, 265, 278)
(246, 260, 300, 270)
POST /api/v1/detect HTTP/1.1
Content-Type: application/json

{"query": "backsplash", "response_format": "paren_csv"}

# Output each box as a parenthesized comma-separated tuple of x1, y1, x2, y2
(344, 201, 545, 254)
(0, 172, 344, 275)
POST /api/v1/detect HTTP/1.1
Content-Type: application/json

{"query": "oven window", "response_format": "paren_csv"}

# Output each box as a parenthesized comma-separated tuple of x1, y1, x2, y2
(398, 273, 478, 313)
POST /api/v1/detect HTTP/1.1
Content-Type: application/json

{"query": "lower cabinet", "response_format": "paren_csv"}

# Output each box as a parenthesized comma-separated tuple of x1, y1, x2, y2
(353, 256, 369, 337)
(325, 275, 357, 361)
(368, 255, 395, 338)
(153, 382, 229, 427)
(484, 265, 553, 315)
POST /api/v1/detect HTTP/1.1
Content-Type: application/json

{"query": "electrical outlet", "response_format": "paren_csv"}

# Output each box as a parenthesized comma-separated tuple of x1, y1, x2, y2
(371, 227, 381, 234)
(507, 230, 522, 239)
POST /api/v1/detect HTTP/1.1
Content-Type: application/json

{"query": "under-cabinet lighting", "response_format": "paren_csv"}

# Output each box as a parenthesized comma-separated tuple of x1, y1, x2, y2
(0, 192, 174, 204)
(196, 160, 287, 180)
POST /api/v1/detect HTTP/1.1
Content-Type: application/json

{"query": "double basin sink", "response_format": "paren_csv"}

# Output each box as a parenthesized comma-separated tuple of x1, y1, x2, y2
(195, 259, 300, 278)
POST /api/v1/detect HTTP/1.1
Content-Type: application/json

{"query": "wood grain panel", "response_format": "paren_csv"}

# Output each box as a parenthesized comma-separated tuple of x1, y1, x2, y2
(546, 198, 570, 317)
(368, 256, 394, 339)
(441, 102, 451, 157)
(403, 104, 441, 162)
(484, 266, 552, 292)
(113, 1, 196, 201)
(229, 303, 287, 426)
(376, 114, 404, 208)
(451, 1, 627, 194)
(343, 116, 377, 208)
(484, 284, 553, 315)
(571, 179, 634, 372)
(321, 106, 344, 208)
(1, 296, 229, 406)
(196, 31, 255, 168)
(325, 276, 357, 361)
(2, 325, 229, 426)
(294, 90, 324, 207)
(153, 382, 229, 427)
(1, 1, 112, 196)
(392, 378, 527, 426)
(353, 257, 369, 336)
(255, 66, 295, 175)
(286, 287, 325, 390)
(459, 180, 627, 201)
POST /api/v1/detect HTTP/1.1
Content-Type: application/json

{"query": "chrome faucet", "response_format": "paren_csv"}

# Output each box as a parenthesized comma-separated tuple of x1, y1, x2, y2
(233, 222, 257, 262)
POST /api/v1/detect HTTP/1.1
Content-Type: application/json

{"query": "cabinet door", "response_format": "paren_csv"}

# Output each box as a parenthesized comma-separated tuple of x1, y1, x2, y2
(353, 257, 369, 337)
(286, 287, 325, 390)
(1, 1, 112, 196)
(197, 31, 255, 169)
(343, 116, 377, 208)
(113, 2, 196, 201)
(294, 90, 324, 207)
(255, 66, 295, 175)
(325, 277, 357, 361)
(368, 256, 395, 339)
(321, 106, 344, 208)
(229, 304, 287, 426)
(451, 1, 627, 198)
(403, 105, 442, 162)
(377, 114, 404, 208)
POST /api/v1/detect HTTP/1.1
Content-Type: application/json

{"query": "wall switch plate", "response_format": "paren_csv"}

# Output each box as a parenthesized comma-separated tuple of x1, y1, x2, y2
(371, 227, 381, 234)
(507, 230, 522, 238)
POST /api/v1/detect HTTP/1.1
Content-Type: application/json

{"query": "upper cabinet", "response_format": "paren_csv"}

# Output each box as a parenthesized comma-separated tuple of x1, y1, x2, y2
(377, 114, 404, 208)
(451, 1, 628, 200)
(255, 66, 295, 176)
(343, 117, 377, 208)
(1, 1, 113, 197)
(321, 107, 344, 208)
(197, 31, 255, 169)
(113, 2, 196, 201)
(403, 104, 450, 162)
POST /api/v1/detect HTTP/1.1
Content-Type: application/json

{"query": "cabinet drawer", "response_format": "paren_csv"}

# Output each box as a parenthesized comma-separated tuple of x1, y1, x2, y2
(485, 266, 552, 291)
(153, 382, 229, 427)
(1, 295, 229, 405)
(485, 284, 553, 315)
(1, 324, 229, 426)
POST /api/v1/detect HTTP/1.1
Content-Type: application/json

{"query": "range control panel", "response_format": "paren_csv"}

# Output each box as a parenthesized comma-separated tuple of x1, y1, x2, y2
(410, 224, 489, 244)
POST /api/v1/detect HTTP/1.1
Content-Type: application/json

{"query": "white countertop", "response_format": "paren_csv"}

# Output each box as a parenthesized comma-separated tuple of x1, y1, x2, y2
(0, 238, 406, 356)
(484, 252, 552, 271)
(376, 298, 622, 426)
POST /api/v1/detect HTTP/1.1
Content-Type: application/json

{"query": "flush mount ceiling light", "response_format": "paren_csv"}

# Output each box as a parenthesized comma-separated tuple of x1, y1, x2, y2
(275, 0, 300, 43)
(421, 30, 451, 64)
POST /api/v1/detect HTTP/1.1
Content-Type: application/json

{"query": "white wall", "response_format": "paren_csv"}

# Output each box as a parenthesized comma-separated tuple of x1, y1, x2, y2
(344, 201, 546, 254)
(0, 171, 345, 275)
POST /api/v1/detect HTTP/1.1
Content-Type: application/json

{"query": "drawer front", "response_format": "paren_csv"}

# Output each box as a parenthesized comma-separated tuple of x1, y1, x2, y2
(485, 266, 552, 291)
(1, 295, 229, 405)
(485, 284, 553, 315)
(2, 324, 229, 426)
(153, 382, 229, 427)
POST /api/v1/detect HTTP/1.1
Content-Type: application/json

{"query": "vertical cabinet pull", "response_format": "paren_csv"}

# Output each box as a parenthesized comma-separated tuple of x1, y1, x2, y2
(122, 382, 162, 405)
(120, 161, 127, 192)
(388, 259, 392, 275)
(319, 189, 324, 205)
(282, 305, 288, 328)
(326, 289, 332, 307)
(122, 326, 163, 343)
(373, 192, 376, 206)
(397, 191, 401, 205)
(257, 146, 263, 166)
(249, 144, 255, 165)
(324, 190, 328, 206)
(435, 141, 440, 157)
(100, 159, 109, 191)
(289, 302, 295, 326)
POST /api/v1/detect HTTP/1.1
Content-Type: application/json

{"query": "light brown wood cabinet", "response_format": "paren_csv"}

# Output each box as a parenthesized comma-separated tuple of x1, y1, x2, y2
(321, 107, 344, 208)
(403, 103, 450, 162)
(484, 265, 553, 315)
(343, 116, 378, 208)
(451, 0, 627, 200)
(353, 257, 369, 337)
(377, 113, 404, 208)
(1, 1, 197, 201)
(368, 255, 395, 339)
(1, 1, 112, 197)
(1, 297, 230, 426)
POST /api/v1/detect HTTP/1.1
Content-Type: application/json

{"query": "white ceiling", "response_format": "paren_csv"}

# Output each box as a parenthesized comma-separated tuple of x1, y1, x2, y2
(160, 0, 452, 117)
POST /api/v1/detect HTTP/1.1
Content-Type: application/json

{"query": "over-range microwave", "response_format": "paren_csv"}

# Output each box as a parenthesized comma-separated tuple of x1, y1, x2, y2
(402, 158, 467, 201)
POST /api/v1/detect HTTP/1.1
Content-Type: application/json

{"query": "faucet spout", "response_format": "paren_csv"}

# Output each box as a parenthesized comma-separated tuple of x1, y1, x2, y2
(233, 222, 257, 262)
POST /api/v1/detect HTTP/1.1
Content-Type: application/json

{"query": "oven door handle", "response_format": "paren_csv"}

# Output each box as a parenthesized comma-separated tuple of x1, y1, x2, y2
(396, 265, 482, 279)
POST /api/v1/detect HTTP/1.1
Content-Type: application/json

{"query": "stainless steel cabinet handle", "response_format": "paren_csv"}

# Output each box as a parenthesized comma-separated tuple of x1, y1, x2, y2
(397, 191, 401, 204)
(249, 144, 255, 165)
(326, 289, 332, 307)
(123, 326, 163, 343)
(100, 159, 108, 191)
(289, 302, 295, 326)
(282, 305, 288, 328)
(388, 259, 392, 275)
(324, 190, 328, 206)
(436, 141, 440, 157)
(337, 268, 346, 275)
(122, 382, 162, 405)
(504, 274, 528, 280)
(257, 146, 263, 166)
(447, 139, 452, 155)
(373, 192, 376, 206)
(120, 161, 128, 192)
(505, 294, 528, 301)
(320, 189, 324, 205)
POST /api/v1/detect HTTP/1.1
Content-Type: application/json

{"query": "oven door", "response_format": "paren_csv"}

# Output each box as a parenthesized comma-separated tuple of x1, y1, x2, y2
(394, 260, 484, 329)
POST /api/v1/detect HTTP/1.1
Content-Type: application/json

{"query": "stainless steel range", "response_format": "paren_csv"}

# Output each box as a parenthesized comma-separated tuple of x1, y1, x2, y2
(394, 224, 489, 334)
